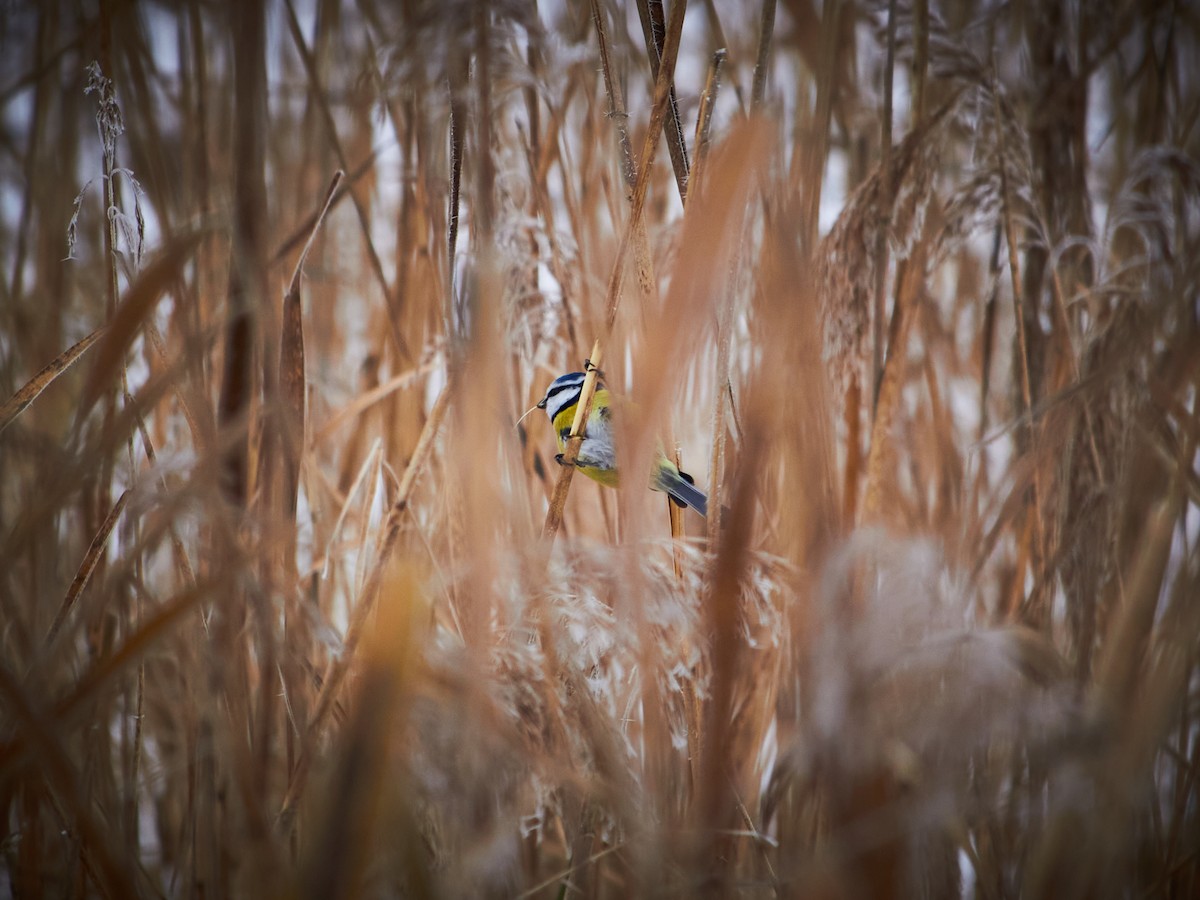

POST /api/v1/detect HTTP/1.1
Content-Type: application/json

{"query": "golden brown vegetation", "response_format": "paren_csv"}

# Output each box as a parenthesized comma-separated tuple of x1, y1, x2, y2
(2, 0, 1199, 897)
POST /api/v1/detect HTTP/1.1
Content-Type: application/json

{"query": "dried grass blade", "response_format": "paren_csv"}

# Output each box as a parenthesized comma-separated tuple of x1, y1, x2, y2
(691, 48, 726, 192)
(269, 151, 378, 266)
(0, 326, 105, 435)
(279, 171, 343, 519)
(311, 362, 436, 447)
(321, 438, 382, 578)
(42, 489, 131, 650)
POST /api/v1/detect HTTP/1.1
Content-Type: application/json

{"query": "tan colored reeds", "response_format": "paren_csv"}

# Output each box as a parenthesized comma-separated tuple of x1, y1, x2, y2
(1, 1, 1199, 897)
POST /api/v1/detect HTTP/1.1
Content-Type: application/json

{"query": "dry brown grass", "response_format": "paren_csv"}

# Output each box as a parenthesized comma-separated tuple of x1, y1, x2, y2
(2, 0, 1199, 897)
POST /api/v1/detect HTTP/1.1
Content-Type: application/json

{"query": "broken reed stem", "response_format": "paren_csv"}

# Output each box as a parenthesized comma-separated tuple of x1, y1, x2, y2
(269, 151, 377, 266)
(289, 171, 344, 293)
(542, 0, 690, 542)
(541, 339, 603, 541)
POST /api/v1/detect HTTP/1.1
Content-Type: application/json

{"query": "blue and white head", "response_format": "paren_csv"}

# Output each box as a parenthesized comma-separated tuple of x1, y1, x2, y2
(535, 372, 587, 423)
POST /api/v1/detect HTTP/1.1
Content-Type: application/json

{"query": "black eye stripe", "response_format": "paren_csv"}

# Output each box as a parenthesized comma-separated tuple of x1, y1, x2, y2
(544, 381, 582, 402)
(541, 374, 586, 405)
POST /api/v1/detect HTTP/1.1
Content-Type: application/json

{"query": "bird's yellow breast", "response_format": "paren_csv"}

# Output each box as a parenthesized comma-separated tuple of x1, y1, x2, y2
(550, 389, 620, 488)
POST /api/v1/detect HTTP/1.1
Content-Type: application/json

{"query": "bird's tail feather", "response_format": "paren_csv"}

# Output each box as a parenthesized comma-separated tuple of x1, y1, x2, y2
(657, 467, 708, 517)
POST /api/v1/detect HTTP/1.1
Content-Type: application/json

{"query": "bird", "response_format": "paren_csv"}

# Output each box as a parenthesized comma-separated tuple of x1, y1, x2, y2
(524, 370, 708, 517)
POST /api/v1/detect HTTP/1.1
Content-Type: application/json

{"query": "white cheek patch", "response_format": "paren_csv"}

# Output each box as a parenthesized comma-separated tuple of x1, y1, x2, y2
(546, 393, 577, 422)
(542, 376, 586, 422)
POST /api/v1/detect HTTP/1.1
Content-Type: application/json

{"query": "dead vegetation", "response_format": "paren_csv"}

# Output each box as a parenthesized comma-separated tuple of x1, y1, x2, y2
(1, 0, 1198, 897)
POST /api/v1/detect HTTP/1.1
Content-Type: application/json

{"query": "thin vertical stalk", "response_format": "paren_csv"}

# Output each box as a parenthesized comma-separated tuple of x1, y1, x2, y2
(750, 0, 776, 112)
(542, 0, 690, 542)
(634, 0, 690, 202)
(872, 0, 897, 411)
(218, 0, 267, 507)
(912, 0, 929, 121)
(800, 0, 842, 253)
(991, 71, 1046, 590)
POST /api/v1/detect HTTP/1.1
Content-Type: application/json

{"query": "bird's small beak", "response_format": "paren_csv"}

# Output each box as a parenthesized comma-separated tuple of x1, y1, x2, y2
(536, 398, 547, 409)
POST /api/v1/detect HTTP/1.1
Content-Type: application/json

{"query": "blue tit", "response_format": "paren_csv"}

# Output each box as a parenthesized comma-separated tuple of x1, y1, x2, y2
(532, 371, 708, 517)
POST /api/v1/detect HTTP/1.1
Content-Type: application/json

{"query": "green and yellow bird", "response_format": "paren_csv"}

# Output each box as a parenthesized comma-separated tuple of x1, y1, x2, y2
(533, 371, 708, 517)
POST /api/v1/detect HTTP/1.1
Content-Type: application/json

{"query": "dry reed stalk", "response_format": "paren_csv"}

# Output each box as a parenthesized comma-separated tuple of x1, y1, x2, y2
(127, 400, 197, 590)
(635, 0, 691, 202)
(591, 0, 660, 337)
(989, 69, 1047, 610)
(541, 0, 689, 541)
(277, 170, 342, 515)
(282, 0, 408, 367)
(40, 490, 129, 651)
(694, 437, 763, 889)
(799, 0, 842, 252)
(0, 327, 105, 435)
(911, 0, 929, 120)
(698, 51, 736, 545)
(861, 247, 925, 523)
(872, 0, 897, 409)
(692, 49, 725, 185)
(0, 578, 214, 784)
(269, 152, 380, 267)
(312, 362, 436, 448)
(750, 0, 776, 112)
(217, 0, 267, 508)
(625, 119, 770, 542)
